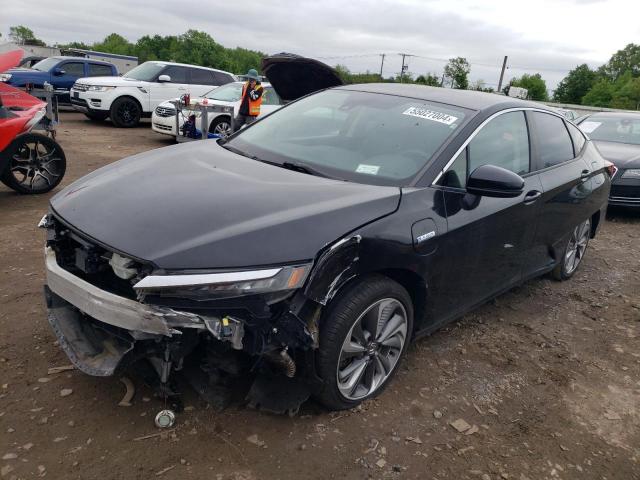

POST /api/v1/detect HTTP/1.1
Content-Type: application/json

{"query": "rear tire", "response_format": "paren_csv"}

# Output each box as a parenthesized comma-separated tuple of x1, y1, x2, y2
(313, 275, 413, 410)
(110, 97, 141, 128)
(1, 133, 66, 194)
(84, 111, 108, 121)
(552, 218, 591, 280)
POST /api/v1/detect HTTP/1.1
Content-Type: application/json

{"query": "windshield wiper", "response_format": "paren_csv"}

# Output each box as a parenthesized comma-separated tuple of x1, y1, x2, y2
(221, 143, 259, 161)
(281, 161, 333, 179)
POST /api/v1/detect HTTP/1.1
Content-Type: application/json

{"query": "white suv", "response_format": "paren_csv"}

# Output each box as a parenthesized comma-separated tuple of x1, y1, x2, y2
(70, 61, 236, 127)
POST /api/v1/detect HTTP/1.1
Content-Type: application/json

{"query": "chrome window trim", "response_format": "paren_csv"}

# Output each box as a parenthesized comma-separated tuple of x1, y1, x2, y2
(134, 267, 282, 290)
(432, 107, 569, 185)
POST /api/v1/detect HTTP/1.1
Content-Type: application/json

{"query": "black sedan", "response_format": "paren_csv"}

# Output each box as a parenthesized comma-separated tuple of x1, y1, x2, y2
(576, 111, 640, 208)
(41, 68, 611, 413)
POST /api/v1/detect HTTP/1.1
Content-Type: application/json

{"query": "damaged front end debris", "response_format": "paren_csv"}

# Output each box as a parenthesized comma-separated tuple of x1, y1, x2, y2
(41, 213, 358, 417)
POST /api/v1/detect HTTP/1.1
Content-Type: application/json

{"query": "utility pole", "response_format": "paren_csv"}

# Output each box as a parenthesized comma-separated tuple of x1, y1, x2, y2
(399, 53, 407, 83)
(379, 53, 386, 78)
(497, 55, 508, 93)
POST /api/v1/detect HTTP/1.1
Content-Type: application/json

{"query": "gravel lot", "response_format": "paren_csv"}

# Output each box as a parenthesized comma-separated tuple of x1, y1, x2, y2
(1, 112, 639, 480)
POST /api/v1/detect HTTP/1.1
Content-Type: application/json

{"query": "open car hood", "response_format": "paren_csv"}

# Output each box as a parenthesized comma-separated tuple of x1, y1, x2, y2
(261, 53, 343, 102)
(0, 50, 23, 73)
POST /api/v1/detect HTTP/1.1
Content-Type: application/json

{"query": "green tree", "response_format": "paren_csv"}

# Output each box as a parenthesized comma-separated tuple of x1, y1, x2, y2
(444, 57, 470, 89)
(598, 43, 640, 81)
(610, 72, 640, 109)
(416, 73, 441, 86)
(93, 33, 135, 56)
(9, 25, 45, 46)
(581, 78, 615, 107)
(553, 64, 597, 104)
(508, 73, 549, 101)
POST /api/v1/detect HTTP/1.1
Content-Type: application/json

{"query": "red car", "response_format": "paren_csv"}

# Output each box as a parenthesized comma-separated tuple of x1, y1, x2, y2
(0, 50, 66, 194)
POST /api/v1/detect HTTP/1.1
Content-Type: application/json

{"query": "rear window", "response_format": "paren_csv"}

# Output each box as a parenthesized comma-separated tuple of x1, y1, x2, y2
(88, 64, 113, 76)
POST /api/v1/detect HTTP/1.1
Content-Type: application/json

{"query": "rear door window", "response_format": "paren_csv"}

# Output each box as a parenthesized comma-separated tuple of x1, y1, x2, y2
(161, 66, 189, 84)
(212, 72, 234, 85)
(531, 112, 574, 168)
(190, 68, 215, 85)
(88, 64, 113, 76)
(61, 62, 85, 76)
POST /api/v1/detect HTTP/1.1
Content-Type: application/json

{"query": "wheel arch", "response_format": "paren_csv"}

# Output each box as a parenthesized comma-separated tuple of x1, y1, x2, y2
(209, 114, 232, 132)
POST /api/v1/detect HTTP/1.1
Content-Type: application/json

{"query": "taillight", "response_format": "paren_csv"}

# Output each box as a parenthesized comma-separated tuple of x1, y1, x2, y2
(604, 161, 618, 179)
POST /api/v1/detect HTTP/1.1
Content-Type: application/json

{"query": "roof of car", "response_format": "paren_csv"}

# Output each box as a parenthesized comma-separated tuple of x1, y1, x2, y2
(50, 56, 113, 66)
(337, 83, 544, 112)
(145, 60, 234, 75)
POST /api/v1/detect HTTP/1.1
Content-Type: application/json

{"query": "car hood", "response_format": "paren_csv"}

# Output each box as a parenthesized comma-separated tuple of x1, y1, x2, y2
(261, 53, 343, 102)
(50, 141, 400, 269)
(593, 140, 640, 169)
(76, 76, 140, 86)
(0, 50, 23, 72)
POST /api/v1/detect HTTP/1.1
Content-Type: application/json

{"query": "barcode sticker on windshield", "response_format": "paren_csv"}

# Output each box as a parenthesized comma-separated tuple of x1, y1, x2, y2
(403, 107, 458, 125)
(356, 164, 380, 175)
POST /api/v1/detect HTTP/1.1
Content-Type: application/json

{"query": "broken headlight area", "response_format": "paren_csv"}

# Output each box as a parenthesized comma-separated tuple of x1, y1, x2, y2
(41, 213, 323, 415)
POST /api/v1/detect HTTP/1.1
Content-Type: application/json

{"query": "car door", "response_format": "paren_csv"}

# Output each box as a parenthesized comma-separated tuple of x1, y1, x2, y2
(525, 111, 593, 275)
(55, 61, 86, 101)
(430, 110, 544, 321)
(148, 65, 189, 109)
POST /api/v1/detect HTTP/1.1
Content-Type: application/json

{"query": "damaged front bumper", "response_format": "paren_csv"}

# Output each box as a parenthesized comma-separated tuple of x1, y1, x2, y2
(44, 246, 247, 375)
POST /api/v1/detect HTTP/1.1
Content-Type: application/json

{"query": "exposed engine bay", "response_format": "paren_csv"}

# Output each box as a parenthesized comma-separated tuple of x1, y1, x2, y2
(41, 212, 359, 416)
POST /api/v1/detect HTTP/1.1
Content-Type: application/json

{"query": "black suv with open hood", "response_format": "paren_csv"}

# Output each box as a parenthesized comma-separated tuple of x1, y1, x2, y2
(42, 55, 611, 414)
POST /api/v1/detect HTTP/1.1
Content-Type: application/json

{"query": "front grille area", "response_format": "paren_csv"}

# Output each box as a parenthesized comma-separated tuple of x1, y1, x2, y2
(48, 217, 149, 300)
(610, 184, 640, 198)
(155, 106, 176, 117)
(71, 98, 88, 108)
(73, 83, 89, 92)
(153, 123, 173, 131)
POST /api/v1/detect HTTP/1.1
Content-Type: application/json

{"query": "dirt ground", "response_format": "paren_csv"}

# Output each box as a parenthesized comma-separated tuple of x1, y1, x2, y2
(1, 112, 639, 480)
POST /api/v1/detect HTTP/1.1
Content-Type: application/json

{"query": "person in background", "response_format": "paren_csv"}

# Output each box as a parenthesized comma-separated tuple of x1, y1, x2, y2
(233, 69, 263, 132)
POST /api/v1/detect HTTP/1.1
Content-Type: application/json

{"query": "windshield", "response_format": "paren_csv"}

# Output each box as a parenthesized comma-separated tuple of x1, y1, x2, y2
(206, 83, 243, 101)
(124, 62, 166, 81)
(32, 57, 62, 72)
(580, 115, 640, 146)
(226, 89, 468, 185)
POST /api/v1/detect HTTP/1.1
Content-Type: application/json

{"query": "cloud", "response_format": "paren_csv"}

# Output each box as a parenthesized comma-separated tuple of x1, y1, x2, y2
(2, 0, 635, 90)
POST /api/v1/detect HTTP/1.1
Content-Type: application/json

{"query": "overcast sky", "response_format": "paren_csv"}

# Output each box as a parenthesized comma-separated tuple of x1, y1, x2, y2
(3, 0, 640, 90)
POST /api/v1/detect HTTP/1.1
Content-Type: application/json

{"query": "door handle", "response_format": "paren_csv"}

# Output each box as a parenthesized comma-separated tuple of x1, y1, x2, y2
(580, 169, 591, 180)
(523, 190, 542, 204)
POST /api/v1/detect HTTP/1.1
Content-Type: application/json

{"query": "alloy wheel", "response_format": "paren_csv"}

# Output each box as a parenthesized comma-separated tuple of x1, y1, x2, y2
(564, 219, 590, 275)
(8, 138, 65, 193)
(213, 121, 231, 136)
(336, 298, 408, 400)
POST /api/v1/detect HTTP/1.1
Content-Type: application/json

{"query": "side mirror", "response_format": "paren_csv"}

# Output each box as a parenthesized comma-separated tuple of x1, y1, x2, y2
(52, 68, 65, 76)
(158, 74, 171, 83)
(466, 164, 524, 198)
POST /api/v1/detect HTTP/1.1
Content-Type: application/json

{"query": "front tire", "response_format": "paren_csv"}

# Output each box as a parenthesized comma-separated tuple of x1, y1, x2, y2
(110, 97, 141, 128)
(314, 275, 413, 410)
(553, 218, 591, 280)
